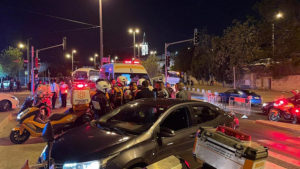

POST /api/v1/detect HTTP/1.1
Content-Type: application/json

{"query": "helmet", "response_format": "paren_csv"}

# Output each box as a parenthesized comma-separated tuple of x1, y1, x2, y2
(137, 78, 146, 86)
(96, 80, 110, 93)
(117, 76, 127, 85)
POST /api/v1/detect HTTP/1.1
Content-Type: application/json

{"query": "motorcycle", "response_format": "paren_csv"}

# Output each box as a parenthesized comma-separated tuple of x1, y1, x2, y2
(268, 93, 300, 124)
(18, 94, 52, 118)
(10, 82, 94, 144)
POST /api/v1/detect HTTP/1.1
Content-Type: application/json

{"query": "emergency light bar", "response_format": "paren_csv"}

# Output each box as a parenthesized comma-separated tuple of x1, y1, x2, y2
(123, 60, 141, 64)
(216, 126, 251, 141)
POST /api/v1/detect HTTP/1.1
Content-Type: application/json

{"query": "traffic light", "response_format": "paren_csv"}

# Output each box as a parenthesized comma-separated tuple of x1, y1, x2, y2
(194, 28, 200, 46)
(166, 55, 170, 67)
(34, 69, 39, 75)
(35, 57, 39, 68)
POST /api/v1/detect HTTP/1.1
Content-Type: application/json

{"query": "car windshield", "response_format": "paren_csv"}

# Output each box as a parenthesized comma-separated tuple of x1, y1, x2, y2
(242, 90, 256, 95)
(73, 71, 88, 80)
(115, 73, 150, 85)
(99, 102, 167, 134)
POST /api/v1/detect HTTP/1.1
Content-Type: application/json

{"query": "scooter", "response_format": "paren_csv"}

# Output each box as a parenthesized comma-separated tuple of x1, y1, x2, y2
(18, 94, 52, 117)
(10, 82, 93, 144)
(268, 93, 300, 124)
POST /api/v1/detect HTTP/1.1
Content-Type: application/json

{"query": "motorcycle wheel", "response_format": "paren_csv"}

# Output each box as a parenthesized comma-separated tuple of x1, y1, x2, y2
(268, 108, 280, 122)
(10, 129, 30, 144)
(291, 115, 298, 124)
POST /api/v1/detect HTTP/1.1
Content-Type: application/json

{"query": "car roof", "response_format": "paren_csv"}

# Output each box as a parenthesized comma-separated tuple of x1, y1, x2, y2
(130, 98, 208, 108)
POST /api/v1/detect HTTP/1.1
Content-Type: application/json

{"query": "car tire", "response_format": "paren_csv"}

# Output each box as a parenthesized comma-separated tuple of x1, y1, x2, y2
(268, 108, 280, 122)
(0, 100, 12, 112)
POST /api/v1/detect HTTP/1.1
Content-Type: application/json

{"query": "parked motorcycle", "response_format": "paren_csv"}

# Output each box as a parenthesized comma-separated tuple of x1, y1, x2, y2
(268, 93, 300, 124)
(18, 94, 52, 118)
(10, 82, 93, 144)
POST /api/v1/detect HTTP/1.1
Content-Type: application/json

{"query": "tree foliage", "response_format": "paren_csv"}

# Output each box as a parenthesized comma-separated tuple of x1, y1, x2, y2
(142, 54, 160, 78)
(0, 46, 23, 77)
(173, 0, 300, 82)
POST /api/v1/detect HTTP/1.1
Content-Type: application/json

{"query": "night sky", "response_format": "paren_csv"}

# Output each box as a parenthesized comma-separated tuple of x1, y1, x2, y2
(0, 0, 258, 68)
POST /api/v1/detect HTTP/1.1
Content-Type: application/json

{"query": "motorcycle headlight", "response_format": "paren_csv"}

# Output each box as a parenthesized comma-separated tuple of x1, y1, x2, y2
(262, 103, 268, 107)
(11, 96, 19, 101)
(63, 160, 101, 169)
(17, 109, 29, 120)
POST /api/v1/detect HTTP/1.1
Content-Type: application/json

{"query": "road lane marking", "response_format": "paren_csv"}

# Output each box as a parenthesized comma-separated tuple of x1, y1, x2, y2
(268, 151, 300, 168)
(265, 161, 286, 169)
(257, 139, 300, 157)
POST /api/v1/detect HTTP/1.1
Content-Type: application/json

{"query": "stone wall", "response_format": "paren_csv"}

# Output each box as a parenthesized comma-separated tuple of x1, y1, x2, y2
(271, 75, 300, 91)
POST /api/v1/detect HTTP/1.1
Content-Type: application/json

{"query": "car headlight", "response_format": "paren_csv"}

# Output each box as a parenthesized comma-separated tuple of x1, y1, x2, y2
(262, 103, 268, 107)
(63, 160, 101, 169)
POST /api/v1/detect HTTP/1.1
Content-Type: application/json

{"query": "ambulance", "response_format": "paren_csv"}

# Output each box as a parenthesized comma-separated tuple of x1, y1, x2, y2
(99, 60, 151, 85)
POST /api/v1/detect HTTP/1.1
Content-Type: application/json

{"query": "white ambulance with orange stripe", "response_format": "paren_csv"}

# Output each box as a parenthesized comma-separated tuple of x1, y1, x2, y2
(99, 60, 151, 85)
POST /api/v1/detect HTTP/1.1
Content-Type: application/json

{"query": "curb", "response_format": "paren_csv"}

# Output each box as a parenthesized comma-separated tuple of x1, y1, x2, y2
(255, 120, 300, 134)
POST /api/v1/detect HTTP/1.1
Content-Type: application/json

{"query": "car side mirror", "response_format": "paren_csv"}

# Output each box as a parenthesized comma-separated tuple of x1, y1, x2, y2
(42, 121, 54, 142)
(159, 127, 175, 137)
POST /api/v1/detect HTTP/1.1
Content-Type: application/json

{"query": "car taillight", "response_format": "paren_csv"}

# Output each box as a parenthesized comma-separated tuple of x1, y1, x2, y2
(124, 60, 132, 64)
(216, 126, 251, 141)
(74, 83, 88, 89)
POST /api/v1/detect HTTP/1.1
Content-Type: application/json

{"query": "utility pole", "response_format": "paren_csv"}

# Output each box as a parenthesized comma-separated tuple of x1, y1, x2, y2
(31, 46, 35, 95)
(99, 0, 104, 66)
(26, 38, 31, 85)
(233, 66, 236, 89)
(272, 23, 275, 58)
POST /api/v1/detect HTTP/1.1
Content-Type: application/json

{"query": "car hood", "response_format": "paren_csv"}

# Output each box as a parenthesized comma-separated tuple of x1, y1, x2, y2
(51, 123, 135, 163)
(0, 93, 13, 100)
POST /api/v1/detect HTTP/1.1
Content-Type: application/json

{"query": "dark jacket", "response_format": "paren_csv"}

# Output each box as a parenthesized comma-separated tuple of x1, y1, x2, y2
(91, 91, 112, 118)
(135, 88, 154, 99)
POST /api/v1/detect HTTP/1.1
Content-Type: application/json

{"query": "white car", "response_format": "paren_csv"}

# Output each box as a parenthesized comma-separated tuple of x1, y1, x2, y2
(0, 93, 19, 112)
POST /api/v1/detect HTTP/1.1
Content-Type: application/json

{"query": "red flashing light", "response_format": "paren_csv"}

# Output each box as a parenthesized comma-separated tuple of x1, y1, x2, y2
(133, 60, 140, 64)
(77, 84, 84, 88)
(124, 60, 132, 64)
(100, 68, 104, 72)
(216, 126, 251, 141)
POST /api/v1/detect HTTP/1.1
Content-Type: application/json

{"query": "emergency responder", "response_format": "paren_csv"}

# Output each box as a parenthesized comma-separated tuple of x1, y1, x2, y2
(110, 76, 125, 108)
(176, 82, 189, 100)
(91, 79, 112, 119)
(137, 78, 146, 90)
(60, 79, 69, 107)
(124, 82, 139, 102)
(166, 83, 174, 98)
(136, 80, 154, 99)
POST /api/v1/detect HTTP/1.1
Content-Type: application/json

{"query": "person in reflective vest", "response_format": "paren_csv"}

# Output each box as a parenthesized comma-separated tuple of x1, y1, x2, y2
(60, 80, 69, 107)
(92, 79, 112, 119)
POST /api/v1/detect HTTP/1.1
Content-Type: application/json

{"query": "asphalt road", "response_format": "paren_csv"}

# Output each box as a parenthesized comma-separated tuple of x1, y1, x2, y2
(0, 92, 299, 169)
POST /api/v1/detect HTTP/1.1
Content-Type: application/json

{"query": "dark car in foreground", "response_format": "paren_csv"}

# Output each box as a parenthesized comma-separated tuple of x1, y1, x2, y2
(39, 98, 237, 169)
(219, 89, 262, 105)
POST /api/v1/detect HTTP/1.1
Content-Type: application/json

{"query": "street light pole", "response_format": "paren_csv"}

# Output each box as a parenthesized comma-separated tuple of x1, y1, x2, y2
(99, 0, 104, 66)
(133, 32, 136, 58)
(272, 23, 275, 57)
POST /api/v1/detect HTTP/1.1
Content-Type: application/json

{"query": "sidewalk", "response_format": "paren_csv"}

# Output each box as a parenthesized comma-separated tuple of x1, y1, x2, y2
(256, 120, 300, 134)
(1, 90, 30, 95)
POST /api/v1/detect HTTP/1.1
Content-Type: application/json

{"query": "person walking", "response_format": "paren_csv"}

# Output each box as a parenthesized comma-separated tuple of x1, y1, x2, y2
(1, 81, 4, 92)
(60, 80, 69, 107)
(176, 82, 189, 100)
(50, 79, 59, 109)
(135, 81, 154, 99)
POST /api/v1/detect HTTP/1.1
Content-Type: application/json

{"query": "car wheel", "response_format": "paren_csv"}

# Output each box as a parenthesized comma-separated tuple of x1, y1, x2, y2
(0, 100, 12, 112)
(268, 108, 280, 122)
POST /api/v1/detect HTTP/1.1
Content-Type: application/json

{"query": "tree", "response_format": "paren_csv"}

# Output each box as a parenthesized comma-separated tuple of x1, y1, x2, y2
(0, 46, 23, 77)
(142, 55, 160, 78)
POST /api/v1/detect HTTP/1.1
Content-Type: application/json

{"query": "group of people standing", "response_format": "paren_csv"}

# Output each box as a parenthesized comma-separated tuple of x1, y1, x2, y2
(48, 78, 69, 109)
(91, 76, 189, 119)
(0, 79, 21, 92)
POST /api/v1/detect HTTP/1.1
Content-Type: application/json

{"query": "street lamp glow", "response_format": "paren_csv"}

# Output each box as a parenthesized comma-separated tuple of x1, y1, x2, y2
(90, 57, 94, 61)
(150, 51, 157, 55)
(72, 49, 77, 54)
(18, 43, 25, 49)
(111, 59, 114, 63)
(128, 29, 133, 33)
(276, 12, 283, 19)
(66, 54, 71, 58)
(135, 29, 140, 34)
(115, 56, 118, 60)
(95, 53, 99, 57)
